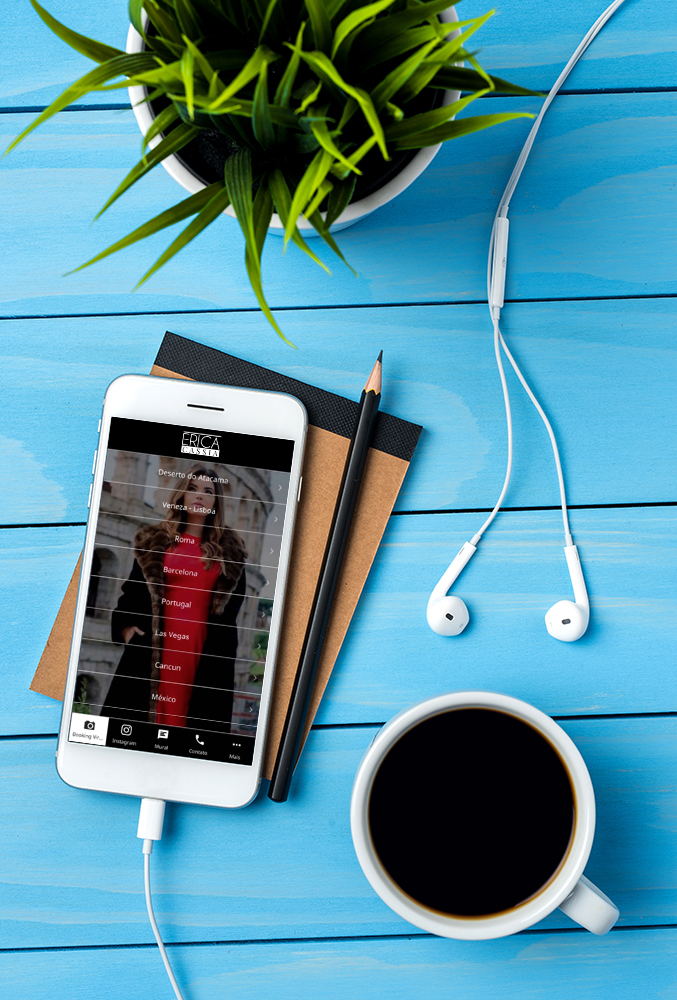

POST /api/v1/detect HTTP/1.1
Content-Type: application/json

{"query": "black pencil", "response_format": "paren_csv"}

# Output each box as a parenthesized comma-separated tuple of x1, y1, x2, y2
(268, 352, 383, 802)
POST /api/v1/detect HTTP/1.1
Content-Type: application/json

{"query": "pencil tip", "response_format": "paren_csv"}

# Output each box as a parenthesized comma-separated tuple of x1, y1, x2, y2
(364, 353, 383, 394)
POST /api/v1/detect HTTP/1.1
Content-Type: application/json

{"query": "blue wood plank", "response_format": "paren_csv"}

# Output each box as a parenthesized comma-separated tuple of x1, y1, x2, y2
(469, 0, 677, 94)
(11, 927, 677, 1000)
(2, 922, 677, 999)
(0, 527, 83, 735)
(0, 299, 675, 526)
(317, 506, 677, 723)
(1, 95, 675, 316)
(0, 718, 675, 949)
(2, 506, 676, 737)
(2, 0, 675, 109)
(1, 0, 131, 110)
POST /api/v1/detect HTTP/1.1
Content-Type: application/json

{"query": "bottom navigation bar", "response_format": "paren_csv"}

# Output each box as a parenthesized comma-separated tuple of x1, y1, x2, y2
(69, 712, 254, 766)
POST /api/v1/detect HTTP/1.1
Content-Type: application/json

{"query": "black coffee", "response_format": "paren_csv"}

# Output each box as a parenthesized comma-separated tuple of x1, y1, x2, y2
(368, 708, 574, 917)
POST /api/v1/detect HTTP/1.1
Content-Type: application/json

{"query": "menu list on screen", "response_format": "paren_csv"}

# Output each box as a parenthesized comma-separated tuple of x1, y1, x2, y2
(69, 417, 294, 767)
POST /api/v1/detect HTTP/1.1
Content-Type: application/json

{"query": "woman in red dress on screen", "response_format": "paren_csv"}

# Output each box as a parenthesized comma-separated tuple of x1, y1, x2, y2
(102, 465, 247, 733)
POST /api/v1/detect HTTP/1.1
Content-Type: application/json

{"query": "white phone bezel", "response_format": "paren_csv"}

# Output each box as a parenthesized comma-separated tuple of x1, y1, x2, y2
(56, 374, 307, 809)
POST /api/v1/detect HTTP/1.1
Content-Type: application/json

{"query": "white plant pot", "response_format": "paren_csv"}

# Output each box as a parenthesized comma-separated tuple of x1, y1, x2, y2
(126, 9, 459, 237)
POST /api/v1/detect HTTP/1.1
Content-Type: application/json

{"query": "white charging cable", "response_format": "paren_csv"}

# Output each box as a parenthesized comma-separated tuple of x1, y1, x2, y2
(137, 798, 186, 1000)
(482, 0, 628, 549)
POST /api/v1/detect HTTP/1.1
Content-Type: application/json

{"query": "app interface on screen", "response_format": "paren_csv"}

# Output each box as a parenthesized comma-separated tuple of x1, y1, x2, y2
(68, 417, 294, 766)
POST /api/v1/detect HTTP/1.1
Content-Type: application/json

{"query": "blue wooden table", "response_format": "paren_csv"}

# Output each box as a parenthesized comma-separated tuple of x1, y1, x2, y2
(2, 0, 676, 996)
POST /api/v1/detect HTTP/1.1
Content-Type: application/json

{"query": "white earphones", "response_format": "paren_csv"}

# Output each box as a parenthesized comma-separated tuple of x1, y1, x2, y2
(427, 541, 589, 642)
(428, 0, 627, 641)
(428, 539, 590, 642)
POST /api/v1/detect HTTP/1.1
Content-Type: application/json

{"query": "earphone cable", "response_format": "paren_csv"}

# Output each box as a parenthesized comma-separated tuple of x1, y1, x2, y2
(492, 0, 628, 225)
(496, 326, 573, 546)
(471, 318, 513, 545)
(484, 0, 628, 546)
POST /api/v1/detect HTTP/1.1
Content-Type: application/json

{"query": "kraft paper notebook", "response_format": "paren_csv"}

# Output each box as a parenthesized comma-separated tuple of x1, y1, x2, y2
(31, 333, 423, 780)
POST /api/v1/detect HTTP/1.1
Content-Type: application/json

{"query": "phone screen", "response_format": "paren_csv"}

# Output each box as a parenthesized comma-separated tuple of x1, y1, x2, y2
(67, 416, 294, 767)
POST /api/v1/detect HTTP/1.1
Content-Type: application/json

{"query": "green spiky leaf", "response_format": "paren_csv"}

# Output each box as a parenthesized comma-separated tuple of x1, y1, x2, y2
(258, 0, 281, 41)
(430, 67, 544, 97)
(180, 43, 196, 118)
(293, 48, 388, 158)
(371, 37, 438, 112)
(269, 168, 331, 273)
(308, 209, 357, 274)
(384, 89, 491, 141)
(30, 0, 123, 62)
(128, 0, 146, 37)
(331, 0, 396, 59)
(284, 147, 334, 247)
(209, 45, 278, 110)
(305, 0, 332, 54)
(252, 180, 274, 260)
(358, 0, 458, 51)
(174, 0, 201, 37)
(391, 111, 534, 149)
(361, 23, 444, 70)
(95, 122, 200, 218)
(136, 185, 232, 286)
(305, 176, 333, 219)
(68, 183, 224, 274)
(324, 173, 356, 227)
(226, 149, 292, 344)
(5, 53, 157, 154)
(252, 62, 275, 148)
(142, 103, 180, 155)
(144, 0, 183, 44)
(311, 117, 362, 175)
(397, 10, 497, 103)
(274, 22, 305, 106)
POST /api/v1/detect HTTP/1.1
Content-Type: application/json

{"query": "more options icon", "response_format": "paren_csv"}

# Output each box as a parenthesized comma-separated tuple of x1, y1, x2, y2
(157, 729, 169, 740)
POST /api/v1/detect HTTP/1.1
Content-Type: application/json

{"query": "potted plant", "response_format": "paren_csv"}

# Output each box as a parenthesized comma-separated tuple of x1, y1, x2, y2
(9, 0, 536, 342)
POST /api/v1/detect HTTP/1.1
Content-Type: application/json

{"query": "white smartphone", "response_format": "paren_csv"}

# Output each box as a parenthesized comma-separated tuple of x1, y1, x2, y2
(57, 374, 307, 808)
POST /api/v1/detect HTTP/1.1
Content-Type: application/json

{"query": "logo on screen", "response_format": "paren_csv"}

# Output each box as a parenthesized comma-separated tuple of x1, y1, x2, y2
(181, 431, 221, 457)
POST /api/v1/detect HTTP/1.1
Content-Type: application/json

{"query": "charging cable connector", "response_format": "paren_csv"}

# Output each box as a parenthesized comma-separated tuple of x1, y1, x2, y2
(138, 796, 166, 855)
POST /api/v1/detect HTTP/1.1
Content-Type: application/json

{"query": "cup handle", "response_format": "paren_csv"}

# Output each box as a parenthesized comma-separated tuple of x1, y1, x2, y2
(558, 874, 619, 935)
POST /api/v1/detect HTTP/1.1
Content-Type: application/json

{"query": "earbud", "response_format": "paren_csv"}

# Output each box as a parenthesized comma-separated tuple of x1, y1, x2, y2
(427, 594, 470, 636)
(427, 541, 476, 636)
(544, 544, 590, 642)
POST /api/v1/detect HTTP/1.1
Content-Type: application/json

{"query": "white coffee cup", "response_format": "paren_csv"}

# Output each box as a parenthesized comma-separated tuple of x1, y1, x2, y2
(351, 691, 619, 940)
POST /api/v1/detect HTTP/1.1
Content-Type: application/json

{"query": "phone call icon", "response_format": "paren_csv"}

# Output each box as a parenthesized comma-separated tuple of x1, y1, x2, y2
(195, 734, 205, 746)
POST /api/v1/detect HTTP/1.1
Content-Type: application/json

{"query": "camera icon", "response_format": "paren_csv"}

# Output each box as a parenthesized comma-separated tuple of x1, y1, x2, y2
(121, 724, 132, 736)
(84, 720, 95, 730)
